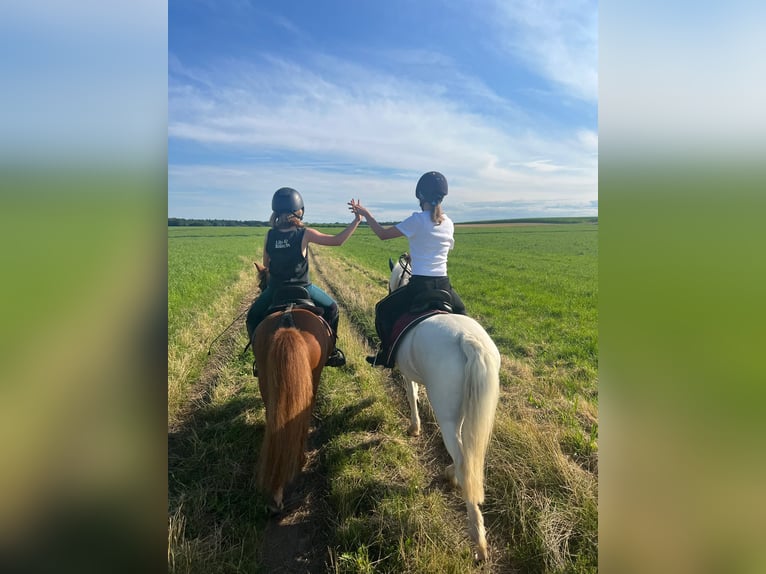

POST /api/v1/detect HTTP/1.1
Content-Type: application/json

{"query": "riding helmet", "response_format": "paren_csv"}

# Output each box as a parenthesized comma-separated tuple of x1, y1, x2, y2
(415, 171, 448, 205)
(271, 187, 304, 216)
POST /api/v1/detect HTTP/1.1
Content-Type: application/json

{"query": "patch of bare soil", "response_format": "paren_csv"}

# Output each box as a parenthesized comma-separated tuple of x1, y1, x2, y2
(258, 435, 331, 574)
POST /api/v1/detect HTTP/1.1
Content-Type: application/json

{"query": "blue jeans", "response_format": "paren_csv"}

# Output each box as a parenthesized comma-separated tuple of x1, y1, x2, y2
(246, 283, 339, 342)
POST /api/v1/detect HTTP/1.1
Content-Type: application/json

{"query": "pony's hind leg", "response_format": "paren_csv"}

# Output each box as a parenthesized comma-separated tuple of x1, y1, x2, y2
(437, 419, 465, 490)
(404, 380, 421, 436)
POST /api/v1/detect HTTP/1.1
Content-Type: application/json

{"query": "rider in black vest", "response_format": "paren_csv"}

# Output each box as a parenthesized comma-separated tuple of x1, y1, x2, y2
(246, 187, 362, 370)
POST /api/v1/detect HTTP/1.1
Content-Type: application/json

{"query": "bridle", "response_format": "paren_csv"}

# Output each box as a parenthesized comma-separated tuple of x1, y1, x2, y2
(390, 253, 412, 293)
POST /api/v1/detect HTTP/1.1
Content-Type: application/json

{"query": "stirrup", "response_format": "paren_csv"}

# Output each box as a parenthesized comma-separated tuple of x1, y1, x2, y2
(326, 348, 346, 367)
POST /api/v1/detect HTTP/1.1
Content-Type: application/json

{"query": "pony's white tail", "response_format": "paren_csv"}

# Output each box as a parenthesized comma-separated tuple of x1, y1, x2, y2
(459, 331, 500, 505)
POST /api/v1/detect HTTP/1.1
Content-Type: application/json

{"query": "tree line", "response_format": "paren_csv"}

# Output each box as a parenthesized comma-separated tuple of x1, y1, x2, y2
(168, 218, 270, 227)
(168, 216, 597, 227)
(167, 218, 396, 227)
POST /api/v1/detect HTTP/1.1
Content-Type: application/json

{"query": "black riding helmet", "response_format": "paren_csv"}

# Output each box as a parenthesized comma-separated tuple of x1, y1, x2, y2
(271, 187, 304, 219)
(415, 171, 448, 205)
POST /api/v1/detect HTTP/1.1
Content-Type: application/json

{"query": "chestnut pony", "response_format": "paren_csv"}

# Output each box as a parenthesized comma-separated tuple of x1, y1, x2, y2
(252, 263, 333, 511)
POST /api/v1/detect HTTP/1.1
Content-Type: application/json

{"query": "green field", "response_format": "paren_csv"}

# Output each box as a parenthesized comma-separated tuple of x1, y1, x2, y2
(168, 222, 598, 573)
(168, 227, 267, 340)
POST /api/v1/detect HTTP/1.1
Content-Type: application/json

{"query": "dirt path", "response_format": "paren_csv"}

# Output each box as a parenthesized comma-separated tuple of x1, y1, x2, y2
(257, 438, 330, 574)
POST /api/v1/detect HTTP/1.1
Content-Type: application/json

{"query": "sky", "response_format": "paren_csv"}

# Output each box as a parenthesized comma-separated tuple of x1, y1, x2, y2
(168, 0, 598, 223)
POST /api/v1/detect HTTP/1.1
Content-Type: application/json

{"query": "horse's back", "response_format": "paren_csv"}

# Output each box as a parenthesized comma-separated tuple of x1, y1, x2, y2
(396, 314, 500, 384)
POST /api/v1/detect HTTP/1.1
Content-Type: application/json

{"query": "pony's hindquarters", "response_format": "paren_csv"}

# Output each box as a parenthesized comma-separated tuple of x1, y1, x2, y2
(256, 327, 315, 504)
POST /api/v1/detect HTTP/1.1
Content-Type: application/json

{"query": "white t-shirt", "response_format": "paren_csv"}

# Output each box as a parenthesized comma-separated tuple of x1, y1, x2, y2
(395, 211, 454, 276)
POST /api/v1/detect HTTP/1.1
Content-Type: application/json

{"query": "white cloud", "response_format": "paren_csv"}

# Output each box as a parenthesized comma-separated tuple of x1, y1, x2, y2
(523, 159, 564, 173)
(487, 0, 598, 102)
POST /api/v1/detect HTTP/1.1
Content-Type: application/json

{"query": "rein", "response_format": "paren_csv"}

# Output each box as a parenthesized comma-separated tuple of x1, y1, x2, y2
(391, 253, 412, 293)
(211, 263, 268, 357)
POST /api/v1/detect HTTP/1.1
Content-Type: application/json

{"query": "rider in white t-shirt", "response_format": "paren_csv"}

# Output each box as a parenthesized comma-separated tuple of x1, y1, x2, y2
(349, 171, 467, 367)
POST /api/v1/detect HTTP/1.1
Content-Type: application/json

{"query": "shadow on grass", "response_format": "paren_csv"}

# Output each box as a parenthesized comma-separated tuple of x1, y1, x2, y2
(168, 386, 392, 573)
(168, 387, 267, 573)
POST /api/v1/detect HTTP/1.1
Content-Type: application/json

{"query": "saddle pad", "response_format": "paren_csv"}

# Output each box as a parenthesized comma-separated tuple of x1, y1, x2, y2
(385, 310, 449, 367)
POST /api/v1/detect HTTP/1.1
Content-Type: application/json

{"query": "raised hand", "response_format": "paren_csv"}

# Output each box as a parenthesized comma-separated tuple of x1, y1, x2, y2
(348, 198, 370, 219)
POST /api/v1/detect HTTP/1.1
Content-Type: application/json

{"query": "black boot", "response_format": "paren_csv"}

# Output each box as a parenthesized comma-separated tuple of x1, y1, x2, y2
(365, 348, 389, 367)
(249, 334, 257, 377)
(326, 347, 346, 367)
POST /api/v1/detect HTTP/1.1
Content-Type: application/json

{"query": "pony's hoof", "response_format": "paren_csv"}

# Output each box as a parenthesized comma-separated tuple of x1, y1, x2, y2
(265, 503, 281, 517)
(265, 498, 284, 516)
(475, 543, 489, 562)
(407, 424, 420, 437)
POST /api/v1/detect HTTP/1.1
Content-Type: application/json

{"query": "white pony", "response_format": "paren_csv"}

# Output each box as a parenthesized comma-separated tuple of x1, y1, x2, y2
(386, 255, 501, 561)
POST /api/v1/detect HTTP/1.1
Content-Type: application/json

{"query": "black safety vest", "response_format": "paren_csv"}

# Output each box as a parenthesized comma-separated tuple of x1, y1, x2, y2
(266, 227, 310, 287)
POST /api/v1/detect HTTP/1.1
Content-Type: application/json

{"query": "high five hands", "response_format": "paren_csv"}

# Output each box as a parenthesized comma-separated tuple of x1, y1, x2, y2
(348, 199, 369, 219)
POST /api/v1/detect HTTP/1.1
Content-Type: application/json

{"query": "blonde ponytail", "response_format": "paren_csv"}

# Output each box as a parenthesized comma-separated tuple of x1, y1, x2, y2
(270, 210, 305, 229)
(430, 203, 444, 225)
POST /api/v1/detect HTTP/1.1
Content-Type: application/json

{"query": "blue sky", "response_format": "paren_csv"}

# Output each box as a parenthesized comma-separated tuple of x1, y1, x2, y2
(169, 0, 598, 223)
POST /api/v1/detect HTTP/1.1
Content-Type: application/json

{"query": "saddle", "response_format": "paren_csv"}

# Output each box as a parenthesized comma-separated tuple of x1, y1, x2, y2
(382, 289, 454, 367)
(409, 288, 453, 314)
(266, 285, 324, 317)
(251, 285, 332, 377)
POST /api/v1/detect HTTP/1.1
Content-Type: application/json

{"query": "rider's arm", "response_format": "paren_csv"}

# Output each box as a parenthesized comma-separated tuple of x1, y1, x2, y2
(348, 199, 403, 240)
(303, 214, 362, 248)
(363, 213, 404, 241)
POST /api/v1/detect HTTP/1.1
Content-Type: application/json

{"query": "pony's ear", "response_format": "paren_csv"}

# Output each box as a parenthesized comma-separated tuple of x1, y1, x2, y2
(254, 262, 264, 272)
(388, 258, 394, 271)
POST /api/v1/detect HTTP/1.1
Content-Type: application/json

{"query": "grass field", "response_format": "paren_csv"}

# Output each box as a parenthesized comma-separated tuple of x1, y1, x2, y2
(168, 222, 598, 573)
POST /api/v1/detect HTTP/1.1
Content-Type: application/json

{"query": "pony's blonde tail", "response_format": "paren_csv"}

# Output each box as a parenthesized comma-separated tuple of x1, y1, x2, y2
(257, 328, 314, 495)
(459, 331, 500, 505)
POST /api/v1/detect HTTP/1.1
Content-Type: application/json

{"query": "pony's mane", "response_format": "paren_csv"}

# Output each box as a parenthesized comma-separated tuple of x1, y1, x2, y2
(255, 263, 269, 292)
